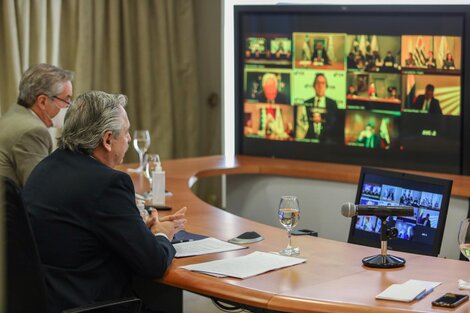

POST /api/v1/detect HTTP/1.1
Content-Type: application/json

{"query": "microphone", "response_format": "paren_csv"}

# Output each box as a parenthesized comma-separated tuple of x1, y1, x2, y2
(341, 202, 414, 218)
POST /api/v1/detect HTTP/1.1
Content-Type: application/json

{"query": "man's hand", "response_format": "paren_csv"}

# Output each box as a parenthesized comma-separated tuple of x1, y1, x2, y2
(148, 207, 187, 240)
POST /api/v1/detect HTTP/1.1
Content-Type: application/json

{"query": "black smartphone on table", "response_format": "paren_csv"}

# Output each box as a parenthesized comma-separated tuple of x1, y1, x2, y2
(431, 293, 469, 308)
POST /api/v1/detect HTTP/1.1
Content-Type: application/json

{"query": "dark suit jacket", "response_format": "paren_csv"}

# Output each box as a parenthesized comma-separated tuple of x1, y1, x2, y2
(23, 149, 176, 313)
(412, 95, 442, 114)
(311, 48, 330, 64)
(304, 97, 338, 114)
(426, 57, 437, 68)
(303, 97, 338, 143)
(305, 122, 326, 141)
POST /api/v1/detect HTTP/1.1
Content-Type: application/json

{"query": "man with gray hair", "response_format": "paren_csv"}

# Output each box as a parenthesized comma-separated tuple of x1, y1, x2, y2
(23, 90, 186, 313)
(0, 63, 73, 187)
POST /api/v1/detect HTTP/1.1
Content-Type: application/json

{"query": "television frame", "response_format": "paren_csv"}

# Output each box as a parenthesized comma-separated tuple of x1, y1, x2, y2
(234, 4, 470, 175)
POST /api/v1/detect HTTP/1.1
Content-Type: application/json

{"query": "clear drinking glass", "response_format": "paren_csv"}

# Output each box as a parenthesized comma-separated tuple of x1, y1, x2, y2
(459, 218, 470, 260)
(144, 154, 160, 189)
(130, 130, 150, 172)
(458, 218, 470, 286)
(278, 196, 300, 256)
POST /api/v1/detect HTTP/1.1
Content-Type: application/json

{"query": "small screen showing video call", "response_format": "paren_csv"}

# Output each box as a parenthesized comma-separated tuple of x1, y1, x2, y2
(356, 176, 442, 244)
(238, 9, 463, 173)
(348, 167, 451, 256)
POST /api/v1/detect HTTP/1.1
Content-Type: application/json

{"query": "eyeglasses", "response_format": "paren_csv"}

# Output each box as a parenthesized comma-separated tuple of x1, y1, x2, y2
(51, 96, 72, 108)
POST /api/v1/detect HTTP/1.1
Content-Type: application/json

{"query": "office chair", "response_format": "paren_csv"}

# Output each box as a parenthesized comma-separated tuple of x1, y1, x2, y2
(2, 176, 142, 313)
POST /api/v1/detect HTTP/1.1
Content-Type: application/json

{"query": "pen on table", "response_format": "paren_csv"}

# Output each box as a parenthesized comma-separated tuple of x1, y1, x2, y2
(172, 239, 194, 244)
(415, 288, 434, 300)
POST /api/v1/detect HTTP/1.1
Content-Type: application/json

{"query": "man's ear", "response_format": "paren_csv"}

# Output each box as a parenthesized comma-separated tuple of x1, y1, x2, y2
(102, 131, 114, 152)
(36, 95, 49, 110)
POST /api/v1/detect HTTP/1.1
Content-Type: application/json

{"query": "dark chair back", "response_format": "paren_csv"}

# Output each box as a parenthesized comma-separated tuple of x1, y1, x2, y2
(3, 176, 48, 313)
(3, 176, 141, 313)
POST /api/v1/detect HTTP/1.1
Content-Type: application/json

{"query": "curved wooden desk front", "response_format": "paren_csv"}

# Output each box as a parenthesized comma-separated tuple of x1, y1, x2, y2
(121, 155, 470, 313)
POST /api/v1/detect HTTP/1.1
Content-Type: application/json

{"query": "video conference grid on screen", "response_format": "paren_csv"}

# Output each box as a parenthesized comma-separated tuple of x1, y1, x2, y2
(348, 168, 451, 256)
(242, 32, 461, 155)
(355, 179, 442, 247)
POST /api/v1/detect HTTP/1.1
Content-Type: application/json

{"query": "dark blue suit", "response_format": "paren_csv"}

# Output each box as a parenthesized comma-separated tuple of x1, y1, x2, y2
(412, 95, 442, 114)
(23, 149, 175, 313)
(303, 97, 338, 143)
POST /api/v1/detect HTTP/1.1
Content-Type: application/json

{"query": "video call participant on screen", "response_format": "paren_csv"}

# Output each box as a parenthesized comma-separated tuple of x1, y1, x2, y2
(425, 51, 437, 69)
(421, 213, 432, 227)
(347, 52, 357, 69)
(302, 73, 338, 143)
(356, 122, 382, 149)
(383, 50, 395, 67)
(347, 85, 358, 98)
(405, 52, 416, 67)
(442, 52, 456, 70)
(387, 86, 399, 102)
(305, 112, 325, 141)
(257, 73, 288, 104)
(23, 91, 187, 313)
(304, 73, 338, 113)
(311, 41, 330, 65)
(412, 84, 442, 114)
(0, 63, 73, 187)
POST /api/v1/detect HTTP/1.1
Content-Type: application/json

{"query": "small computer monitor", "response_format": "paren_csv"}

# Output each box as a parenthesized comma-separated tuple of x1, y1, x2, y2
(347, 167, 452, 256)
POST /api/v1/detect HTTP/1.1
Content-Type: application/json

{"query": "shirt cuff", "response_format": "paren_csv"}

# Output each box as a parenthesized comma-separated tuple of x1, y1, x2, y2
(155, 232, 169, 240)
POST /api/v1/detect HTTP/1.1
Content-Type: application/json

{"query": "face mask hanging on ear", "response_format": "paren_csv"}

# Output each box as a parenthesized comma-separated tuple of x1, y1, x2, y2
(50, 108, 68, 129)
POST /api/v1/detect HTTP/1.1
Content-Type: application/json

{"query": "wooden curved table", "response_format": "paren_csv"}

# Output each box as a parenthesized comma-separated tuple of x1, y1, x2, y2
(121, 155, 470, 313)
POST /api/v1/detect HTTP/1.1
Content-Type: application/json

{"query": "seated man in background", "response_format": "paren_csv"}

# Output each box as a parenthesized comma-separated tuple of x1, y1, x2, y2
(23, 90, 186, 313)
(0, 63, 73, 187)
(412, 84, 442, 114)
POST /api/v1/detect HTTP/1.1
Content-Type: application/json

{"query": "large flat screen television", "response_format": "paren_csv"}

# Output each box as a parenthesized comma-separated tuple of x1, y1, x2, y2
(235, 5, 470, 174)
(347, 167, 452, 256)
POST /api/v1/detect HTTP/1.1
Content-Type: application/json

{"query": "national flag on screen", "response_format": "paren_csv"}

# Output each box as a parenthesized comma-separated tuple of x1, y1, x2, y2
(359, 35, 367, 54)
(405, 75, 416, 109)
(259, 107, 266, 131)
(438, 36, 448, 68)
(414, 36, 426, 67)
(274, 107, 284, 136)
(380, 118, 390, 146)
(370, 35, 379, 53)
(327, 35, 335, 63)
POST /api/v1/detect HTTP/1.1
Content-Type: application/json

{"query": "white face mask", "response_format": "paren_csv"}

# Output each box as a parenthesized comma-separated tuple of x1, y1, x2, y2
(50, 108, 68, 129)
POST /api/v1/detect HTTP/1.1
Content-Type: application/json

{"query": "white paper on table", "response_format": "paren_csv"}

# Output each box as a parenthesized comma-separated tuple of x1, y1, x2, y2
(376, 279, 441, 302)
(173, 237, 247, 258)
(180, 251, 306, 279)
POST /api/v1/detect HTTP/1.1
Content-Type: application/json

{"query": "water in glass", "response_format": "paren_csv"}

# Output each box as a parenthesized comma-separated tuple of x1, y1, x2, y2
(278, 196, 300, 256)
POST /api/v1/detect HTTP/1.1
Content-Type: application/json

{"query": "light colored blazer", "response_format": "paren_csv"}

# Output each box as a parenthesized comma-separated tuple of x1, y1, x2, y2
(0, 105, 52, 187)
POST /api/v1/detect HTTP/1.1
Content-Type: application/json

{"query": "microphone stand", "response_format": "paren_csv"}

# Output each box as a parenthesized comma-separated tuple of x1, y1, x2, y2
(362, 216, 406, 268)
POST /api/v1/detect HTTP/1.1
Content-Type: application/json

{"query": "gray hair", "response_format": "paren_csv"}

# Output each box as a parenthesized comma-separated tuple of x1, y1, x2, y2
(57, 91, 128, 154)
(17, 63, 74, 108)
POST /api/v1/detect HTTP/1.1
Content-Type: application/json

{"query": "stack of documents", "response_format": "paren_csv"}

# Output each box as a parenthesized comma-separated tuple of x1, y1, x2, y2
(376, 279, 441, 302)
(173, 237, 247, 258)
(180, 251, 306, 279)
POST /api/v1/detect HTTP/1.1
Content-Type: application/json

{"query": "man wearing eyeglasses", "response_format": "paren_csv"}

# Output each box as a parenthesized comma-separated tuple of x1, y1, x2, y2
(0, 63, 73, 187)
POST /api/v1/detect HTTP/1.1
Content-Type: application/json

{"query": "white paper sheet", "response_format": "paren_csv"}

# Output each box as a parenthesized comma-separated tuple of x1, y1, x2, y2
(173, 237, 246, 258)
(376, 279, 441, 302)
(180, 251, 306, 279)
